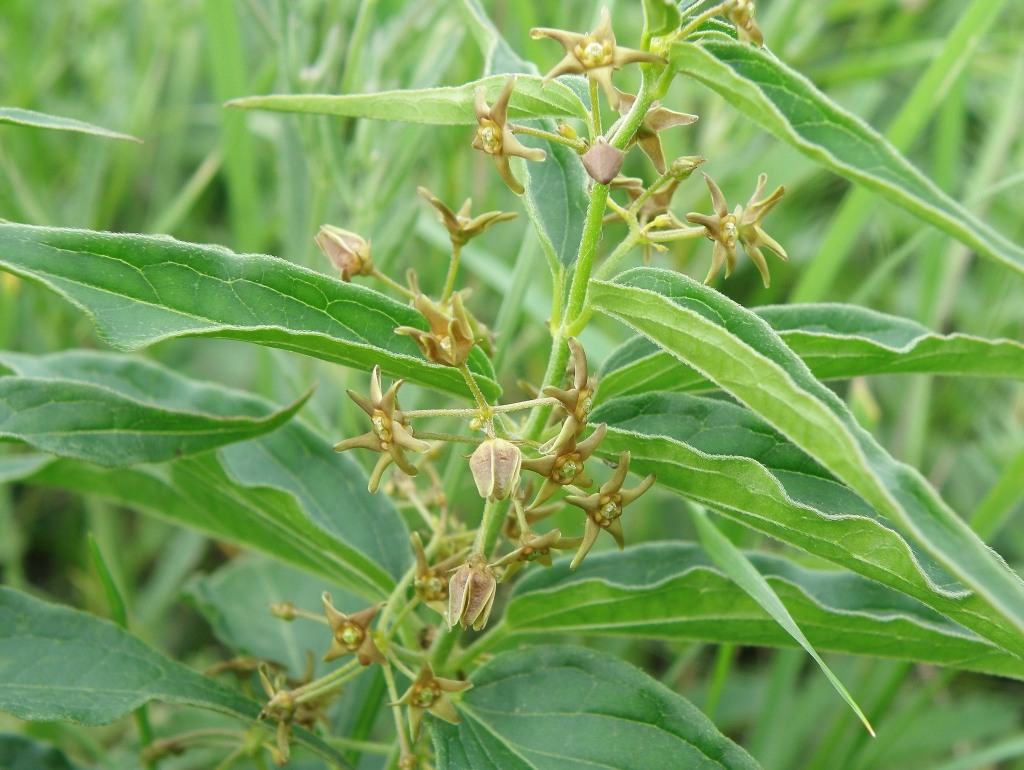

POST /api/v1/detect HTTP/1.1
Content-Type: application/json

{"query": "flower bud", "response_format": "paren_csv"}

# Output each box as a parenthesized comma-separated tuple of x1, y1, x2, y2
(669, 155, 706, 181)
(315, 225, 373, 282)
(447, 554, 497, 631)
(469, 438, 522, 501)
(581, 138, 625, 185)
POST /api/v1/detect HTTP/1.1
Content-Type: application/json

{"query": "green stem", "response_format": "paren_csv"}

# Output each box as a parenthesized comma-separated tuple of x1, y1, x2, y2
(458, 363, 489, 410)
(381, 662, 413, 759)
(441, 243, 461, 303)
(371, 268, 415, 298)
(521, 326, 568, 441)
(510, 123, 585, 151)
(563, 182, 610, 326)
(589, 78, 603, 138)
(290, 658, 364, 706)
(471, 497, 504, 557)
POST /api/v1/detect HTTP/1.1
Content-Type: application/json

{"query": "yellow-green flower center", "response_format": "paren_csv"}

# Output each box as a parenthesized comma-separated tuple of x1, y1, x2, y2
(337, 623, 364, 649)
(576, 38, 613, 68)
(414, 683, 441, 708)
(477, 120, 503, 154)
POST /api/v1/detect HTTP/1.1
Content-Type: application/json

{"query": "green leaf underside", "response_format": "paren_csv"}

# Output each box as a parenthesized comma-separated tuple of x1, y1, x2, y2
(669, 36, 1024, 277)
(590, 268, 1024, 659)
(432, 646, 760, 770)
(0, 224, 499, 401)
(0, 588, 344, 765)
(502, 544, 1024, 680)
(0, 734, 83, 770)
(8, 421, 409, 600)
(0, 350, 308, 466)
(227, 74, 588, 124)
(520, 125, 589, 268)
(0, 106, 142, 142)
(187, 556, 362, 679)
(597, 303, 1024, 399)
(643, 0, 683, 39)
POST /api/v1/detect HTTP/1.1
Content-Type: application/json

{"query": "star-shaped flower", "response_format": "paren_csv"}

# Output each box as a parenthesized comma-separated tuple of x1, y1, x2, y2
(472, 76, 547, 195)
(411, 532, 467, 618)
(334, 366, 429, 493)
(564, 451, 655, 569)
(542, 337, 595, 439)
(393, 662, 472, 740)
(531, 8, 664, 110)
(418, 187, 517, 247)
(613, 89, 698, 175)
(685, 172, 787, 287)
(489, 528, 569, 582)
(320, 593, 385, 666)
(521, 423, 608, 509)
(395, 292, 476, 367)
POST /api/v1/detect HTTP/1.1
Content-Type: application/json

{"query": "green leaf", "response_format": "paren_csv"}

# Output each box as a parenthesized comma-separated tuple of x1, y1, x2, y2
(0, 734, 83, 770)
(187, 555, 361, 679)
(643, 0, 682, 39)
(498, 544, 1024, 680)
(226, 74, 588, 124)
(432, 646, 760, 770)
(0, 587, 345, 766)
(13, 421, 410, 600)
(597, 303, 1024, 399)
(590, 268, 1024, 658)
(0, 350, 309, 466)
(0, 106, 142, 143)
(669, 36, 1024, 277)
(692, 510, 873, 735)
(521, 136, 589, 267)
(0, 224, 500, 402)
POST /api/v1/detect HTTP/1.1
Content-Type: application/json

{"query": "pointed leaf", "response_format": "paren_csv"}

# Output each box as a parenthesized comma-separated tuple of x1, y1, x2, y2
(13, 421, 410, 600)
(692, 510, 873, 734)
(0, 350, 309, 466)
(0, 106, 141, 143)
(500, 544, 1024, 680)
(432, 646, 760, 770)
(521, 137, 589, 267)
(0, 587, 345, 766)
(0, 224, 499, 401)
(669, 36, 1024, 276)
(597, 303, 1024, 399)
(227, 74, 588, 124)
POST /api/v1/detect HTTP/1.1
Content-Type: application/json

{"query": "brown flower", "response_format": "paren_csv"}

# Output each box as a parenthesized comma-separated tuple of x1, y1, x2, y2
(472, 76, 547, 195)
(396, 292, 477, 367)
(489, 528, 568, 581)
(531, 8, 664, 110)
(613, 89, 698, 175)
(521, 423, 608, 509)
(418, 187, 517, 247)
(320, 593, 385, 666)
(542, 337, 595, 439)
(334, 366, 429, 493)
(411, 532, 466, 617)
(685, 172, 786, 287)
(393, 662, 472, 740)
(564, 451, 655, 569)
(448, 554, 497, 631)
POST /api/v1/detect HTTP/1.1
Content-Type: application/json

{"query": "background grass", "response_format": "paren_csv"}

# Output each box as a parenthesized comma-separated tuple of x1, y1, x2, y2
(2, 0, 1023, 768)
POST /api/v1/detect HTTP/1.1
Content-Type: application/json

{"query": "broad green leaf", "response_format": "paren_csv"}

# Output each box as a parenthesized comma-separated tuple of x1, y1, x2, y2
(692, 510, 873, 734)
(0, 350, 309, 466)
(227, 74, 588, 124)
(0, 587, 345, 766)
(521, 136, 589, 267)
(597, 303, 1024, 399)
(0, 734, 82, 770)
(0, 106, 141, 143)
(187, 556, 361, 679)
(432, 646, 760, 770)
(495, 544, 1024, 680)
(0, 224, 500, 401)
(590, 268, 1024, 658)
(669, 36, 1024, 277)
(12, 421, 410, 600)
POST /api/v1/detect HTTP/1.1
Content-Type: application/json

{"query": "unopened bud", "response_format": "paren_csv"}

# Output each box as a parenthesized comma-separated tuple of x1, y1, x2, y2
(448, 554, 497, 631)
(581, 138, 625, 185)
(669, 155, 706, 181)
(556, 122, 579, 141)
(469, 438, 522, 501)
(315, 225, 373, 282)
